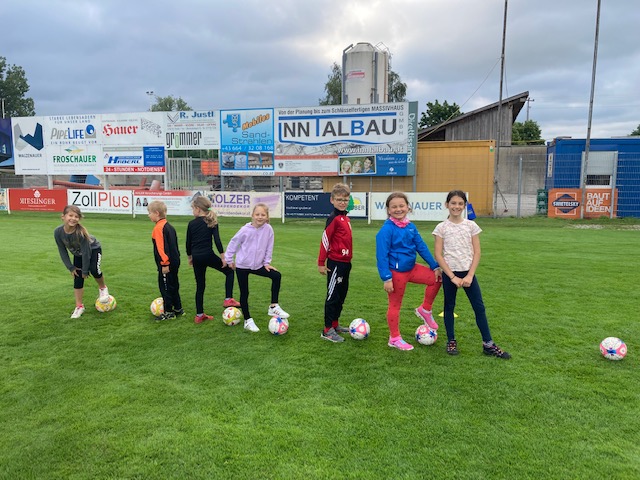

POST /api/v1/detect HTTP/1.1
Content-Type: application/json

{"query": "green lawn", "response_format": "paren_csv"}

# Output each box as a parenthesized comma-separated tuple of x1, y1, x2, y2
(1, 212, 638, 479)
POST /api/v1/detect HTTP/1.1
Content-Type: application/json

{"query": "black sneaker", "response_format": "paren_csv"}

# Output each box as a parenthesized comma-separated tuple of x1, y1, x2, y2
(173, 308, 185, 316)
(334, 325, 350, 334)
(321, 328, 345, 343)
(446, 340, 459, 355)
(483, 343, 511, 359)
(157, 312, 176, 321)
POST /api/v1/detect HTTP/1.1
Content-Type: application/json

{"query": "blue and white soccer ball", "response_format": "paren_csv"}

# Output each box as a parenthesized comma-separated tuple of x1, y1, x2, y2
(416, 324, 437, 346)
(349, 318, 370, 340)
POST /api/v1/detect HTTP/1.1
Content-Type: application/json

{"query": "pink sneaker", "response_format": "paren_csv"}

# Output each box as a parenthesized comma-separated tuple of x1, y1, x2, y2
(415, 307, 439, 330)
(388, 336, 414, 351)
(223, 298, 241, 308)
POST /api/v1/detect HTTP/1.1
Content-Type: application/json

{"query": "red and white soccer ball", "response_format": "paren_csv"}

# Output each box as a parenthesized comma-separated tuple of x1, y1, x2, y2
(349, 318, 370, 340)
(599, 337, 627, 361)
(222, 307, 243, 326)
(95, 295, 117, 313)
(150, 297, 164, 317)
(416, 324, 437, 346)
(268, 316, 289, 335)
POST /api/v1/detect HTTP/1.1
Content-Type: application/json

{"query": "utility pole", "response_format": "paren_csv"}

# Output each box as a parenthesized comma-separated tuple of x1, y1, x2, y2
(526, 98, 535, 121)
(146, 91, 155, 112)
(493, 0, 508, 218)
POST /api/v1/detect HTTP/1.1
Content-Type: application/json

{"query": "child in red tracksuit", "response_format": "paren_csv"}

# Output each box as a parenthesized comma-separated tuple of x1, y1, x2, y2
(318, 183, 353, 343)
(148, 200, 183, 320)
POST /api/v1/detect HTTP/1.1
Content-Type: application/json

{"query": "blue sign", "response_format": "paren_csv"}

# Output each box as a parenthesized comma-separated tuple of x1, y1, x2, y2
(143, 146, 165, 167)
(284, 193, 333, 218)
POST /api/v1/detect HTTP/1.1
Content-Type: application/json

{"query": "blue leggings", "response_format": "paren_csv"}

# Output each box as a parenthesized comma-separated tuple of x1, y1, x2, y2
(442, 271, 492, 343)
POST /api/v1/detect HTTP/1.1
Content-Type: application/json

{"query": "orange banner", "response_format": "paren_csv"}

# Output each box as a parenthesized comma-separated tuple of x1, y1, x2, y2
(548, 188, 617, 219)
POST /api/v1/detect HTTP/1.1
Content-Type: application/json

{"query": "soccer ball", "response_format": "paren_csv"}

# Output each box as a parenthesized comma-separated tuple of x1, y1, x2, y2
(416, 324, 437, 346)
(268, 316, 289, 335)
(95, 295, 116, 312)
(600, 337, 627, 361)
(222, 307, 243, 326)
(150, 297, 164, 316)
(349, 318, 370, 340)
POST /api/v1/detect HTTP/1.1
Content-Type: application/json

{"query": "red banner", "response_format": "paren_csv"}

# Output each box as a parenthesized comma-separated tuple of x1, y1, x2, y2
(8, 188, 68, 212)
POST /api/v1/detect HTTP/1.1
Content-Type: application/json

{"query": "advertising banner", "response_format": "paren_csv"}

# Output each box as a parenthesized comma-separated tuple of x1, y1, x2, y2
(274, 102, 417, 177)
(100, 113, 164, 147)
(284, 192, 333, 218)
(370, 192, 449, 222)
(205, 191, 282, 218)
(47, 114, 100, 147)
(7, 188, 68, 212)
(66, 189, 132, 214)
(48, 144, 101, 175)
(0, 188, 6, 211)
(548, 188, 618, 219)
(12, 117, 47, 174)
(220, 108, 274, 177)
(133, 190, 194, 216)
(0, 118, 12, 162)
(102, 146, 165, 174)
(284, 192, 367, 218)
(164, 110, 220, 150)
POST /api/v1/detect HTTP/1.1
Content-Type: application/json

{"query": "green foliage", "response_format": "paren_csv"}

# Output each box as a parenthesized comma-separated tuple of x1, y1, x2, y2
(0, 56, 35, 117)
(151, 95, 192, 112)
(512, 120, 544, 145)
(419, 99, 462, 128)
(1, 213, 639, 479)
(388, 71, 407, 102)
(631, 124, 640, 136)
(319, 62, 342, 106)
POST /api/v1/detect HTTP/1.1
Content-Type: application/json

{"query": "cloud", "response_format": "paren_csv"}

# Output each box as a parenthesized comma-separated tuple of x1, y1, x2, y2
(3, 0, 639, 141)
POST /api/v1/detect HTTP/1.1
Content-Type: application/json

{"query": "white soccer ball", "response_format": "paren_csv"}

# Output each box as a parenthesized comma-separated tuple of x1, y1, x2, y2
(600, 337, 627, 361)
(95, 295, 117, 313)
(349, 318, 370, 340)
(150, 297, 164, 316)
(222, 307, 243, 326)
(416, 324, 437, 346)
(268, 316, 289, 335)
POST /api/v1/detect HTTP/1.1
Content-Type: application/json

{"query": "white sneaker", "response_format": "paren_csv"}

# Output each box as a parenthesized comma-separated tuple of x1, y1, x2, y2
(71, 306, 85, 319)
(267, 304, 289, 319)
(98, 287, 110, 303)
(244, 318, 260, 332)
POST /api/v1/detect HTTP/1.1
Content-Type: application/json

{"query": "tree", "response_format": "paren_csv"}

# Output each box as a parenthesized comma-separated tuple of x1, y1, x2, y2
(319, 62, 342, 106)
(388, 71, 407, 102)
(151, 94, 192, 112)
(419, 100, 462, 128)
(512, 120, 544, 145)
(319, 62, 408, 105)
(0, 56, 35, 117)
(631, 124, 640, 136)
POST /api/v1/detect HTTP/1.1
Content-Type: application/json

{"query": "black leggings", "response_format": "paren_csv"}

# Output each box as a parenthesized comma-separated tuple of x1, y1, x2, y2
(235, 266, 281, 320)
(192, 253, 235, 314)
(72, 248, 103, 289)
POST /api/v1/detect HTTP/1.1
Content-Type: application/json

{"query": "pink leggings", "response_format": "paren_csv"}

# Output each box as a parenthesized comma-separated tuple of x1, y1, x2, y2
(387, 264, 441, 337)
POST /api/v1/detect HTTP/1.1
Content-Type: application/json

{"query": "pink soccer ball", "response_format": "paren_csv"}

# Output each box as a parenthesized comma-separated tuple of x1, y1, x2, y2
(416, 324, 437, 346)
(349, 318, 370, 340)
(599, 337, 627, 361)
(268, 316, 289, 335)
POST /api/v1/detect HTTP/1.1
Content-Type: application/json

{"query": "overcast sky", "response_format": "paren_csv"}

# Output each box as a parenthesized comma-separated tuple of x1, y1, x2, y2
(3, 0, 639, 142)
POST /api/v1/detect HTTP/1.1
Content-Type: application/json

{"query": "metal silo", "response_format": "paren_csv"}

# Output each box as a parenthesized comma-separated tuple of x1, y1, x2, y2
(342, 42, 389, 105)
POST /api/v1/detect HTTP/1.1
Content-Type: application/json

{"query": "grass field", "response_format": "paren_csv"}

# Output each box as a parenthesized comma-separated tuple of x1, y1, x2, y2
(1, 211, 639, 479)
